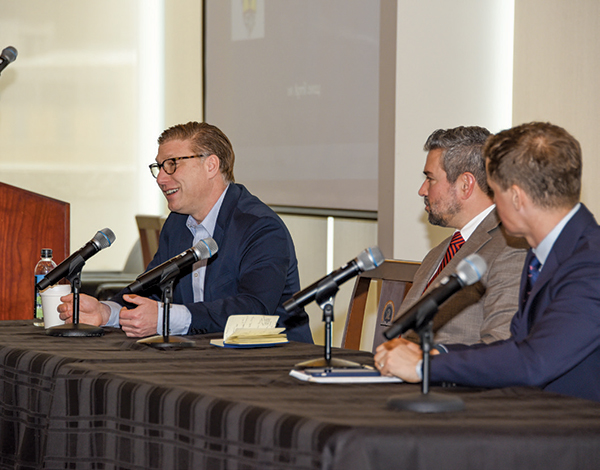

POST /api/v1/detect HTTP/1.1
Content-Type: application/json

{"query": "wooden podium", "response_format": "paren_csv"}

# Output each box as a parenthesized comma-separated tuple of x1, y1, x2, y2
(0, 182, 70, 320)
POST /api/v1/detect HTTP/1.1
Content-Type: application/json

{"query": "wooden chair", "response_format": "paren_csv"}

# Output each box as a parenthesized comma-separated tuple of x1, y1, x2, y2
(342, 259, 421, 352)
(135, 215, 166, 268)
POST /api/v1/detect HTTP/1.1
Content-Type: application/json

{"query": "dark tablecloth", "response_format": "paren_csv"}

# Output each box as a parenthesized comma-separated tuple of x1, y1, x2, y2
(0, 321, 599, 470)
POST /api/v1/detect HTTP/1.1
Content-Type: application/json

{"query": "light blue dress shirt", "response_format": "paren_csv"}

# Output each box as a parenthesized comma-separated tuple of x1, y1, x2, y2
(104, 185, 229, 335)
(532, 203, 580, 270)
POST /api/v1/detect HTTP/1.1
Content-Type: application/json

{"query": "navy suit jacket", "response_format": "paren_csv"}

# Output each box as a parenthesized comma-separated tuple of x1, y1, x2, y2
(132, 183, 312, 343)
(431, 204, 600, 401)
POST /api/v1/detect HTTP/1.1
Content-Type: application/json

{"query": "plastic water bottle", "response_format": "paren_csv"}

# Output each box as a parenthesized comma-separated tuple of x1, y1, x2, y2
(34, 248, 57, 327)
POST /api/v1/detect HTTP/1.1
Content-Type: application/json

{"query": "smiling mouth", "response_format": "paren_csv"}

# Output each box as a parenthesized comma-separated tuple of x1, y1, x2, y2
(164, 188, 179, 196)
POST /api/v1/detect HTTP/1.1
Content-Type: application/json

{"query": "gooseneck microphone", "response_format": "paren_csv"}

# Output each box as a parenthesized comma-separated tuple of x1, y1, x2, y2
(127, 237, 218, 294)
(0, 46, 18, 75)
(37, 228, 116, 291)
(384, 253, 487, 339)
(284, 246, 385, 312)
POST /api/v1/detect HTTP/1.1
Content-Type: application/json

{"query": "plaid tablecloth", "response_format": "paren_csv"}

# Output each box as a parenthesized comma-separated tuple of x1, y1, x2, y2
(1, 321, 600, 470)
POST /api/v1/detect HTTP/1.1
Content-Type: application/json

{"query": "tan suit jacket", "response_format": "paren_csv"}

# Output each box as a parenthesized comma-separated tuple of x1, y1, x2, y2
(402, 209, 528, 345)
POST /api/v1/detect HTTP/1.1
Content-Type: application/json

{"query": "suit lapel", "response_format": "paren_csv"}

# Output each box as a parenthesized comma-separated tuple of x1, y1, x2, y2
(203, 184, 240, 302)
(521, 204, 593, 332)
(413, 242, 447, 295)
(170, 214, 195, 304)
(421, 210, 499, 294)
(443, 211, 498, 274)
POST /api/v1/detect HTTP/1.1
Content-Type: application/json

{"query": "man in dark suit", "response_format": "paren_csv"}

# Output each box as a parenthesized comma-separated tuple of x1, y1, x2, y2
(59, 122, 312, 343)
(375, 122, 600, 402)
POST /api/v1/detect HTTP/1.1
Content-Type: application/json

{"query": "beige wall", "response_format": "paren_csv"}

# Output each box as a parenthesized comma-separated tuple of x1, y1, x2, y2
(164, 0, 203, 128)
(391, 0, 600, 262)
(513, 0, 600, 216)
(391, 0, 515, 261)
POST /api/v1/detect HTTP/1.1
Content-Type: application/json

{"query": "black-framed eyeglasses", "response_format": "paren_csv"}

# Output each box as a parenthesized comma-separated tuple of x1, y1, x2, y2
(149, 154, 208, 178)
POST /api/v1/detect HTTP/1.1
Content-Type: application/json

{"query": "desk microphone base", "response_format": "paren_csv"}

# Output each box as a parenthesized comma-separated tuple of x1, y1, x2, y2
(138, 335, 195, 349)
(45, 323, 105, 337)
(294, 357, 362, 370)
(388, 392, 465, 413)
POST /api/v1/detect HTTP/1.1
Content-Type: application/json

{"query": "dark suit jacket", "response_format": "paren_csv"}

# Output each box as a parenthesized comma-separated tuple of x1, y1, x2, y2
(431, 204, 600, 401)
(133, 183, 313, 343)
(403, 209, 528, 345)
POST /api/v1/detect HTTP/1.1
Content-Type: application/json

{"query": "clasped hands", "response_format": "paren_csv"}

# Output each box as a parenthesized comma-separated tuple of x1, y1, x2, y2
(57, 293, 159, 338)
(374, 337, 439, 382)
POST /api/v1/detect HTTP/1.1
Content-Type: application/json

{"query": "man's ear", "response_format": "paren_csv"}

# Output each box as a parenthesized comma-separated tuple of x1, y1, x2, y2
(511, 184, 525, 210)
(204, 154, 221, 177)
(458, 172, 477, 199)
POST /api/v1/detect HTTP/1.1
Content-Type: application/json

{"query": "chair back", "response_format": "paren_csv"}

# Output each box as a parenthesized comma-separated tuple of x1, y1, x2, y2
(342, 259, 420, 352)
(135, 215, 166, 268)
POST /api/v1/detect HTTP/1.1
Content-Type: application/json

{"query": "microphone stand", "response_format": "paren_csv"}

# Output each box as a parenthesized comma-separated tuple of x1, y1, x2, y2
(46, 255, 104, 337)
(387, 319, 464, 413)
(295, 277, 361, 369)
(137, 277, 195, 349)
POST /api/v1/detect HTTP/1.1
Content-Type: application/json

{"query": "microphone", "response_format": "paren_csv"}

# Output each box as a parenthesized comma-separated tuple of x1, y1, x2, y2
(127, 237, 218, 294)
(283, 246, 385, 312)
(383, 253, 487, 339)
(0, 46, 18, 75)
(37, 228, 116, 291)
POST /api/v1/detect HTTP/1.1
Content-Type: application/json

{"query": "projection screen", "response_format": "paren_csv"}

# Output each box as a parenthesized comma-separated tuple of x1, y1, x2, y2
(204, 0, 380, 211)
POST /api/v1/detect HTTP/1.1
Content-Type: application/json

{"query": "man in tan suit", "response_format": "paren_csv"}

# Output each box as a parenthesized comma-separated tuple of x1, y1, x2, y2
(400, 126, 528, 346)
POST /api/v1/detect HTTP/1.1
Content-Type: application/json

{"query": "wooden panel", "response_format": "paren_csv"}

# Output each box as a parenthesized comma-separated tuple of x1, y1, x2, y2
(0, 182, 70, 320)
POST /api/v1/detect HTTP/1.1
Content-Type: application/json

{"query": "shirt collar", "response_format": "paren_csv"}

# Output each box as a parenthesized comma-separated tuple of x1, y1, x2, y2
(458, 205, 495, 242)
(186, 184, 229, 237)
(533, 203, 581, 267)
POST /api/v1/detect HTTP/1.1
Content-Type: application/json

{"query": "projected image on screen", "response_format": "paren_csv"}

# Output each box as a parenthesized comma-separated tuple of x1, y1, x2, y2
(205, 0, 380, 211)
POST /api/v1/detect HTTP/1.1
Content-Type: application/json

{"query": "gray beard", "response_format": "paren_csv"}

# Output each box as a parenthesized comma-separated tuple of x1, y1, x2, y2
(425, 197, 462, 228)
(428, 211, 450, 227)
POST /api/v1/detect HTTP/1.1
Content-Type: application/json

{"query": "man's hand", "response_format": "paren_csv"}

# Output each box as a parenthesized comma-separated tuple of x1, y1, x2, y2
(58, 293, 111, 326)
(118, 294, 159, 338)
(374, 337, 438, 382)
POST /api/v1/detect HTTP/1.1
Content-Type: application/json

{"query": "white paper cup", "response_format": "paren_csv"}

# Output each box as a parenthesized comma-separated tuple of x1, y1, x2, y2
(40, 285, 71, 329)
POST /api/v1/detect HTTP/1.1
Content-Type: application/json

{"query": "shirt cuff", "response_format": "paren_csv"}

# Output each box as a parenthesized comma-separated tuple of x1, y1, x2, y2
(416, 360, 423, 381)
(157, 303, 192, 336)
(102, 301, 122, 327)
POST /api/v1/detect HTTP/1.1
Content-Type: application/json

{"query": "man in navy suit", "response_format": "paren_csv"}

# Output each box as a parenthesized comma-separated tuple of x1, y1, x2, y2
(375, 122, 600, 401)
(60, 122, 313, 343)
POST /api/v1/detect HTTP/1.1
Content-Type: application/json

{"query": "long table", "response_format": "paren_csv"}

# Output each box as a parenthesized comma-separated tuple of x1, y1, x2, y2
(1, 321, 599, 469)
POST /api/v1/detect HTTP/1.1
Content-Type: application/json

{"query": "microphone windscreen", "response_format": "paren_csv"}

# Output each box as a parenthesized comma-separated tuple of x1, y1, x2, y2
(356, 246, 384, 272)
(456, 254, 487, 286)
(94, 228, 116, 249)
(195, 237, 219, 259)
(1, 46, 17, 63)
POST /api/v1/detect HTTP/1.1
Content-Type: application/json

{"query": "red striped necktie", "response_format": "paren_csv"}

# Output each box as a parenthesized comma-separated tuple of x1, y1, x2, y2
(424, 231, 466, 292)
